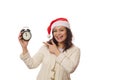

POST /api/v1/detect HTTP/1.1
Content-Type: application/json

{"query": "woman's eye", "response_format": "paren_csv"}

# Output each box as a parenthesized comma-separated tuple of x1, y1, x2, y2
(53, 30, 57, 32)
(60, 29, 64, 31)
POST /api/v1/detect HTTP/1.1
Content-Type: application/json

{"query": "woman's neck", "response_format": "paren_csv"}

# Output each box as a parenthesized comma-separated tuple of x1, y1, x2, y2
(58, 43, 65, 49)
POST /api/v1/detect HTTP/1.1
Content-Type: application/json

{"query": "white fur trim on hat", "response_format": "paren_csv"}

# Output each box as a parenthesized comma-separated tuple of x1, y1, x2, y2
(51, 21, 70, 30)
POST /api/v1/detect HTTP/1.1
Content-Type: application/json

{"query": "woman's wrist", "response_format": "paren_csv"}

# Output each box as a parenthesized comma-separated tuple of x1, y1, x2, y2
(22, 48, 28, 55)
(55, 50, 60, 56)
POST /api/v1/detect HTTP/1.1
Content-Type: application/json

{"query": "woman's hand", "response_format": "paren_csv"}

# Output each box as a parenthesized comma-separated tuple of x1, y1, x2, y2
(18, 32, 29, 54)
(43, 40, 60, 56)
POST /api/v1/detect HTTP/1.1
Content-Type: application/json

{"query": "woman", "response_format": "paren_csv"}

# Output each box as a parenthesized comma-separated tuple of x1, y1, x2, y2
(18, 18, 80, 80)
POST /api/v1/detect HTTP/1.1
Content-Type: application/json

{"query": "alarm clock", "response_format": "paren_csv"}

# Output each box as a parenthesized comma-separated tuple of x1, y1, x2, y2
(21, 28, 32, 41)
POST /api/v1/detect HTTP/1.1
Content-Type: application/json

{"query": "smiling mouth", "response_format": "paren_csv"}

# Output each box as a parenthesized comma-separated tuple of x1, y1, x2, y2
(55, 35, 63, 40)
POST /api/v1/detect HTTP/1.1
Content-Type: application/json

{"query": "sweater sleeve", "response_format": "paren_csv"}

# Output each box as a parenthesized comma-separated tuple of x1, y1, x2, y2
(20, 46, 45, 69)
(56, 47, 80, 73)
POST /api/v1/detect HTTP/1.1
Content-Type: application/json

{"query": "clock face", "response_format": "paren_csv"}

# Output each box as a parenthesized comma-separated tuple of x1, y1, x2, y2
(22, 31, 31, 41)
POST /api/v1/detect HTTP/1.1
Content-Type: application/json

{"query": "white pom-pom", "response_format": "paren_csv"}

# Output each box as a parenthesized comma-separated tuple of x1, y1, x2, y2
(47, 34, 51, 38)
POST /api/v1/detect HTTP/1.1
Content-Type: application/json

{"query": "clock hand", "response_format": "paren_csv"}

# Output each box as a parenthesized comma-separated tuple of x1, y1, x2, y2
(25, 33, 27, 36)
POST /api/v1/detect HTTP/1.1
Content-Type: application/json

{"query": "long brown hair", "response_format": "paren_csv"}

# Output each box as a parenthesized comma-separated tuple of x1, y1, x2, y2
(47, 27, 73, 51)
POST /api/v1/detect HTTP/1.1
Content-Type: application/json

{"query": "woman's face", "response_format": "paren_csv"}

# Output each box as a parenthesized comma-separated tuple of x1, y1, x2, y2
(53, 26, 67, 43)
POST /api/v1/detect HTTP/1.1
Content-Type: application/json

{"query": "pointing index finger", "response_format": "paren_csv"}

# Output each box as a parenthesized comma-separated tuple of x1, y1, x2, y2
(43, 42, 50, 46)
(51, 40, 55, 45)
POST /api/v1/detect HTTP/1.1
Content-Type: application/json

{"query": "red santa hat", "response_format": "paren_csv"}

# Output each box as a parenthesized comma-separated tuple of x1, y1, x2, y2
(47, 17, 70, 38)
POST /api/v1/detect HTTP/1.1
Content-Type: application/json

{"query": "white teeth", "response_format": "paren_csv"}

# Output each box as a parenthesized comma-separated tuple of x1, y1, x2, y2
(56, 36, 63, 40)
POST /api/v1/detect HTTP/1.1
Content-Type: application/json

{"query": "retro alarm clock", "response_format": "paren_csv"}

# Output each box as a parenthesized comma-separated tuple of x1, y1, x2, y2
(20, 27, 32, 41)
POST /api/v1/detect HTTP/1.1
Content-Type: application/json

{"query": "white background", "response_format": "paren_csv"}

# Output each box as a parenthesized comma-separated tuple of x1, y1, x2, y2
(0, 0, 120, 80)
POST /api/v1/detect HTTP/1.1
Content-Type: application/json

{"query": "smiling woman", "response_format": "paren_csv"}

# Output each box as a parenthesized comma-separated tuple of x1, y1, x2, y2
(18, 17, 80, 80)
(53, 26, 67, 43)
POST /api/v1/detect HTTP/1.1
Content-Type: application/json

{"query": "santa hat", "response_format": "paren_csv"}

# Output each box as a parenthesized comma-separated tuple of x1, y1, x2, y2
(47, 18, 70, 38)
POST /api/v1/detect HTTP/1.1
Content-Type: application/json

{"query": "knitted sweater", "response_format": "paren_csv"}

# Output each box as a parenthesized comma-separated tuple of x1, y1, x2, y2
(20, 45, 80, 80)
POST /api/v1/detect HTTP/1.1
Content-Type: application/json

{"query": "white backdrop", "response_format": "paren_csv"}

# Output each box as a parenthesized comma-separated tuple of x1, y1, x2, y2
(0, 0, 120, 80)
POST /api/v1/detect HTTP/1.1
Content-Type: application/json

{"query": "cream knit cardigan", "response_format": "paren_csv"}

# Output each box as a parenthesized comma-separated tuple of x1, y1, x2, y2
(20, 45, 80, 80)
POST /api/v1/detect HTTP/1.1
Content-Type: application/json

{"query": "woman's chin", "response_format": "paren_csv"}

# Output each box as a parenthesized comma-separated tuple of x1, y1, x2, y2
(56, 40, 63, 43)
